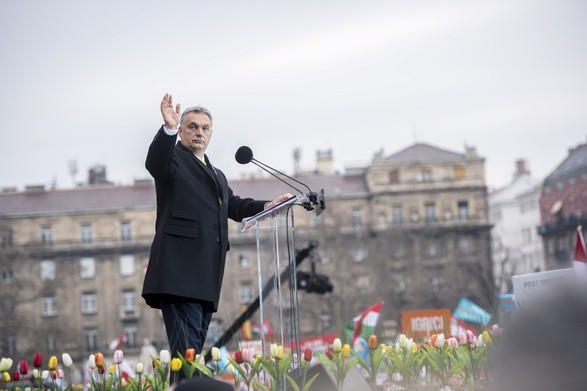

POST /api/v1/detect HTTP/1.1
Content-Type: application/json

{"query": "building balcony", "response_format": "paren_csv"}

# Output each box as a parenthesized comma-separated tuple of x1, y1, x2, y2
(538, 212, 587, 236)
(4, 236, 153, 257)
(119, 306, 140, 320)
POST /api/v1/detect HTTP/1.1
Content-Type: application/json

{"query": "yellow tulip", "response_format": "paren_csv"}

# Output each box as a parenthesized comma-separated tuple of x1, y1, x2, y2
(170, 358, 182, 373)
(48, 356, 58, 371)
(3, 372, 11, 382)
(342, 344, 351, 358)
(482, 330, 492, 344)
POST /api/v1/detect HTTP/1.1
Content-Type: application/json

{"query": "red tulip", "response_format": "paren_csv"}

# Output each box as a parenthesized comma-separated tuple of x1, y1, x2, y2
(325, 350, 333, 360)
(19, 361, 29, 375)
(33, 353, 43, 368)
(303, 348, 312, 362)
(184, 348, 196, 363)
(234, 351, 243, 364)
(97, 366, 105, 375)
(12, 371, 20, 381)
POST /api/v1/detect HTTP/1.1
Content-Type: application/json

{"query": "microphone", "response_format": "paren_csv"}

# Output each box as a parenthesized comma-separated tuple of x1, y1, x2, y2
(235, 146, 325, 214)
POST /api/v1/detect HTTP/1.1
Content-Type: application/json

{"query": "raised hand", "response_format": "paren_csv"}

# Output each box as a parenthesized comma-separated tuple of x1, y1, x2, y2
(160, 93, 181, 129)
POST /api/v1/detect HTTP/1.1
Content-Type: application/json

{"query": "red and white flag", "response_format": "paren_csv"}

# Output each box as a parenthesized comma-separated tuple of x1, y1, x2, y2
(108, 332, 128, 351)
(351, 301, 384, 345)
(573, 226, 587, 280)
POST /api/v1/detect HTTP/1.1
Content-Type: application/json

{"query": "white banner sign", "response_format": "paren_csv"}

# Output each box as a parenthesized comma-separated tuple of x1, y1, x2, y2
(512, 268, 576, 309)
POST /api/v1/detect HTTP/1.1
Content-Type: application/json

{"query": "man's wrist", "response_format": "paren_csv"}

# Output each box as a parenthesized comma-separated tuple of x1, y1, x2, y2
(163, 124, 178, 135)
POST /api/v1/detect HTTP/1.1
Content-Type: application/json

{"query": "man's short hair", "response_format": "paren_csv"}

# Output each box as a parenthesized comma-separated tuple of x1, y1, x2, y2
(180, 106, 213, 127)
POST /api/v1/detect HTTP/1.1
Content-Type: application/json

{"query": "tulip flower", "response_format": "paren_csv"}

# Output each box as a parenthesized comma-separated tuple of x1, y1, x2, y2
(458, 332, 467, 345)
(482, 330, 492, 344)
(33, 353, 43, 368)
(62, 353, 73, 368)
(108, 365, 116, 376)
(57, 369, 64, 379)
(234, 351, 243, 364)
(41, 370, 49, 380)
(159, 350, 171, 364)
(448, 337, 459, 349)
(51, 370, 58, 380)
(19, 360, 29, 375)
(48, 356, 58, 371)
(12, 371, 20, 381)
(33, 369, 39, 379)
(87, 355, 96, 369)
(211, 347, 221, 361)
(325, 350, 334, 360)
(476, 334, 485, 348)
(368, 335, 378, 350)
(278, 346, 284, 360)
(170, 358, 182, 372)
(491, 323, 502, 336)
(135, 362, 144, 374)
(98, 366, 105, 375)
(0, 358, 13, 372)
(466, 330, 476, 345)
(303, 348, 312, 362)
(342, 344, 351, 358)
(113, 350, 123, 364)
(332, 338, 342, 353)
(184, 348, 196, 363)
(435, 333, 446, 348)
(2, 372, 10, 382)
(94, 352, 105, 368)
(269, 344, 279, 359)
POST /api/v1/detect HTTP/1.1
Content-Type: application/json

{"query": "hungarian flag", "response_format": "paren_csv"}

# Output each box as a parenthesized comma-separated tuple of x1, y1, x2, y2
(349, 301, 384, 345)
(573, 226, 587, 280)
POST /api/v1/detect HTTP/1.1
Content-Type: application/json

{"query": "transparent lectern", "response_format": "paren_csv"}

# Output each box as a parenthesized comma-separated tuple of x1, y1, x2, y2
(239, 195, 302, 360)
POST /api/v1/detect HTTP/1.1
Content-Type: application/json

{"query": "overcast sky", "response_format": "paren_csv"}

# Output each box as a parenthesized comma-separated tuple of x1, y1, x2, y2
(1, 0, 586, 192)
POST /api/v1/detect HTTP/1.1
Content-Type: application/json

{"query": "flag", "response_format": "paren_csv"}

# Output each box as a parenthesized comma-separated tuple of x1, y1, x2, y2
(453, 297, 491, 325)
(108, 332, 128, 351)
(573, 225, 587, 280)
(349, 301, 383, 345)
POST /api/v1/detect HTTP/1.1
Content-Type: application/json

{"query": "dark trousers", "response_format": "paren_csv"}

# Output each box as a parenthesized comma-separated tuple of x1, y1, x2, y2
(159, 296, 213, 383)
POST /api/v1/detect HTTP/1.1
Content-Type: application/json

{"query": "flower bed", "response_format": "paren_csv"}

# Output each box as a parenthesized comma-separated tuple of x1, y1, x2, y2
(0, 326, 500, 391)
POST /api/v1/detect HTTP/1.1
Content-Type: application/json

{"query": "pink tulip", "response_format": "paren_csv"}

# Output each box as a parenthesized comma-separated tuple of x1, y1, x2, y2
(113, 350, 123, 364)
(448, 337, 459, 349)
(458, 333, 467, 345)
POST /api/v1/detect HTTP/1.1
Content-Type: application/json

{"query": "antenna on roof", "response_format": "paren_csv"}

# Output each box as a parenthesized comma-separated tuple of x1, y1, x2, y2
(68, 160, 78, 187)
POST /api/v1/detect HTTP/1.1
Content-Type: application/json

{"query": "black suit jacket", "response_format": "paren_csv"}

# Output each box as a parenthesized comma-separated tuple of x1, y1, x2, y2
(142, 127, 266, 310)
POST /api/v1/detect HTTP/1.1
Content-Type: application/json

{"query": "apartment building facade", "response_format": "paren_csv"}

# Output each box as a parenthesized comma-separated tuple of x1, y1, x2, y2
(0, 142, 494, 362)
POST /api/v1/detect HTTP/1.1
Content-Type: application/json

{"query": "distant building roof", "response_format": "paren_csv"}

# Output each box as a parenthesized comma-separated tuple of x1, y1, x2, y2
(543, 142, 587, 187)
(0, 174, 368, 217)
(385, 142, 466, 164)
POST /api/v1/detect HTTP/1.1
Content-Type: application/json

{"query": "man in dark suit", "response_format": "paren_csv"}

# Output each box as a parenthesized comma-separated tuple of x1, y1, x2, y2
(142, 93, 291, 380)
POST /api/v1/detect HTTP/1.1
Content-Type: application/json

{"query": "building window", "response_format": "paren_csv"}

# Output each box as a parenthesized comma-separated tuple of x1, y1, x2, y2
(392, 244, 406, 259)
(351, 207, 364, 228)
(425, 241, 439, 257)
(392, 204, 403, 224)
(425, 203, 436, 222)
(0, 228, 13, 248)
(392, 271, 406, 293)
(457, 201, 469, 221)
(458, 237, 473, 254)
(238, 253, 250, 269)
(80, 257, 96, 279)
(318, 313, 332, 334)
(1, 268, 13, 284)
(430, 275, 444, 294)
(41, 225, 53, 245)
(41, 296, 57, 317)
(6, 336, 17, 356)
(40, 260, 56, 281)
(356, 276, 371, 295)
(388, 170, 399, 183)
(47, 335, 57, 351)
(353, 247, 368, 262)
(421, 169, 432, 182)
(120, 221, 132, 241)
(119, 255, 135, 276)
(122, 290, 136, 312)
(84, 328, 98, 352)
(81, 292, 98, 314)
(123, 325, 139, 348)
(454, 165, 465, 180)
(239, 282, 253, 303)
(80, 223, 92, 243)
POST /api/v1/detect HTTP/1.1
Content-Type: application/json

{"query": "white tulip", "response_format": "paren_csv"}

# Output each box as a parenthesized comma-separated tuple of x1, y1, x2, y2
(62, 353, 73, 368)
(159, 349, 171, 364)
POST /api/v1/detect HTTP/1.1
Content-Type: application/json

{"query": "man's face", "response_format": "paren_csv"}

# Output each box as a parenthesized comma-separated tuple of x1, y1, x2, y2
(178, 112, 213, 155)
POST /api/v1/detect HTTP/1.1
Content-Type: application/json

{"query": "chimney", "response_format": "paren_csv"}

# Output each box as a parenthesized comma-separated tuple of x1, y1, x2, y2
(88, 164, 110, 185)
(515, 159, 529, 177)
(315, 149, 334, 175)
(293, 148, 301, 176)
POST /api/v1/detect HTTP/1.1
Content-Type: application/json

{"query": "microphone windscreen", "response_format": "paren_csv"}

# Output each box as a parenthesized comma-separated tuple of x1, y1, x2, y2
(235, 146, 253, 164)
